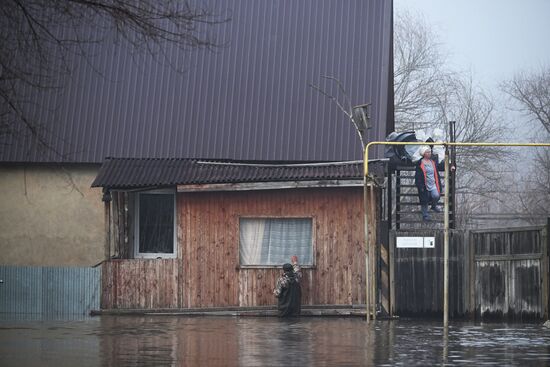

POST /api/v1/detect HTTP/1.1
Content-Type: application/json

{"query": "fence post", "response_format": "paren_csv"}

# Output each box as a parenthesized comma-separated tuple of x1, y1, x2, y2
(364, 177, 370, 322)
(467, 230, 476, 319)
(443, 149, 450, 327)
(543, 218, 549, 319)
(389, 230, 395, 317)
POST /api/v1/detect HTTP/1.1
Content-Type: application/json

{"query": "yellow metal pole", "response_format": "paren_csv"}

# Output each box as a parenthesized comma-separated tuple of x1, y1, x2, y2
(443, 149, 450, 327)
(364, 141, 550, 177)
(364, 173, 370, 322)
(370, 185, 377, 321)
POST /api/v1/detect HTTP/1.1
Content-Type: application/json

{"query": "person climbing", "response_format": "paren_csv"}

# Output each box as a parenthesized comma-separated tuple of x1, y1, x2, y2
(273, 255, 302, 317)
(415, 145, 448, 221)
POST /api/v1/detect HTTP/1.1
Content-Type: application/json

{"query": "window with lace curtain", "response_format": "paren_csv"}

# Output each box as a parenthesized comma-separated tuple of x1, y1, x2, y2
(239, 217, 313, 266)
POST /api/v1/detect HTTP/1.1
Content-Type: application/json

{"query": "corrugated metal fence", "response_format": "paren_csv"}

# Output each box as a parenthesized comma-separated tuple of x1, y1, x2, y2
(0, 266, 101, 316)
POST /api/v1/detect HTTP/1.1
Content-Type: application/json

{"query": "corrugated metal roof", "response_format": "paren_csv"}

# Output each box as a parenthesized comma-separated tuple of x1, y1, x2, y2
(92, 158, 365, 188)
(1, 0, 393, 163)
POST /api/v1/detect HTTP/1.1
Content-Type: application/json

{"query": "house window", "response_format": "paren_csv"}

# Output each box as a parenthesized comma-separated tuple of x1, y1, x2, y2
(134, 190, 176, 258)
(239, 218, 313, 266)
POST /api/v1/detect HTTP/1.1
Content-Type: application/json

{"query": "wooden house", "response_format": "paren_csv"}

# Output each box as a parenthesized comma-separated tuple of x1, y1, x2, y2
(0, 0, 394, 314)
(93, 158, 386, 309)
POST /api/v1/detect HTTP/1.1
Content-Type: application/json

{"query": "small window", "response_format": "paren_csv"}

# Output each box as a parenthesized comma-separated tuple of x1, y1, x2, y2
(239, 218, 313, 266)
(134, 190, 176, 258)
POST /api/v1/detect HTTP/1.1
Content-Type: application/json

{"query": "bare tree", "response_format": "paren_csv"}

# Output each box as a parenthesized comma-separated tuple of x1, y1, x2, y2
(502, 67, 550, 134)
(0, 0, 227, 145)
(515, 149, 550, 223)
(394, 11, 452, 132)
(394, 11, 509, 228)
(502, 66, 550, 223)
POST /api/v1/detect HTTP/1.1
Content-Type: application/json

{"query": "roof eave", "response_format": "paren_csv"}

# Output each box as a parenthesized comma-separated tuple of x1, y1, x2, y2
(100, 179, 364, 192)
(178, 179, 364, 192)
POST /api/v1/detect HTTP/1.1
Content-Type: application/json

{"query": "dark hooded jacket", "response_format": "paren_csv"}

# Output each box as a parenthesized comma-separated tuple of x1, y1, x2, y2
(274, 263, 302, 317)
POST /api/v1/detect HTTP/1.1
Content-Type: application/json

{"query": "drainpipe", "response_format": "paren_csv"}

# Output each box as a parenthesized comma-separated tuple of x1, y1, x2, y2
(443, 149, 450, 328)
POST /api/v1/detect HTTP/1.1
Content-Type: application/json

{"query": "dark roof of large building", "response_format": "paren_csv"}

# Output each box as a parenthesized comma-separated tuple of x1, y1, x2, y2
(1, 0, 393, 163)
(92, 157, 366, 189)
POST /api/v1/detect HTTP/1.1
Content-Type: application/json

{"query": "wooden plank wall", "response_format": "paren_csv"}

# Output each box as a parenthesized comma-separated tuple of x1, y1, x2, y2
(101, 186, 378, 309)
(178, 187, 376, 308)
(102, 259, 180, 309)
(108, 191, 131, 259)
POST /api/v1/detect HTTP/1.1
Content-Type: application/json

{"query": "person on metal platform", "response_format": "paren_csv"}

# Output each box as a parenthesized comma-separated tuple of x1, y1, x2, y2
(415, 146, 445, 221)
(273, 255, 302, 317)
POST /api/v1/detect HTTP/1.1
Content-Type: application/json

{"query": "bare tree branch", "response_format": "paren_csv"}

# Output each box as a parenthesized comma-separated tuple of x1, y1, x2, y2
(0, 0, 229, 152)
(394, 11, 510, 228)
(502, 66, 550, 135)
(500, 66, 550, 224)
(309, 77, 367, 149)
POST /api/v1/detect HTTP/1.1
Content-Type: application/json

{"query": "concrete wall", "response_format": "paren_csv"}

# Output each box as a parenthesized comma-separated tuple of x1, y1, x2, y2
(0, 165, 104, 267)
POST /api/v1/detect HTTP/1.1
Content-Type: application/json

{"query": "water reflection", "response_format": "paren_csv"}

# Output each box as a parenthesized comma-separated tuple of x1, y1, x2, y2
(1, 316, 550, 366)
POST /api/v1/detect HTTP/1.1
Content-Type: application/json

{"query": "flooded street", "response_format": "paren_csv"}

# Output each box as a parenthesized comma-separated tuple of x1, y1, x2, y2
(1, 316, 550, 366)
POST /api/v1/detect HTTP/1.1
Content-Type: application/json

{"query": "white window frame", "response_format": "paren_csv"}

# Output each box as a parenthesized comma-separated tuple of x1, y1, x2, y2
(238, 216, 315, 268)
(134, 189, 177, 259)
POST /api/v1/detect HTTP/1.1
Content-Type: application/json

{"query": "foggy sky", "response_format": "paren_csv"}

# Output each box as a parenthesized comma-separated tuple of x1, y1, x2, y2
(397, 0, 550, 91)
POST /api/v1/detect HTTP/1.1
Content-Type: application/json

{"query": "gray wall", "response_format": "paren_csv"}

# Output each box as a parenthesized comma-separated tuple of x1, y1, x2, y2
(0, 165, 104, 267)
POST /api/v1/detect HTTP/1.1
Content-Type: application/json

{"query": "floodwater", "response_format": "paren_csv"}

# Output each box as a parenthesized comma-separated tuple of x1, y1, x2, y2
(1, 316, 550, 366)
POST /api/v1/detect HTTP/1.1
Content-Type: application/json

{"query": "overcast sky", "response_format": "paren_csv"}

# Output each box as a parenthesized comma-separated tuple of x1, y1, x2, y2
(396, 0, 550, 91)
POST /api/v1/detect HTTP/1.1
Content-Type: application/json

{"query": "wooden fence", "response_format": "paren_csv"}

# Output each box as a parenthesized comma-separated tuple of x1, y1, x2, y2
(470, 226, 548, 320)
(390, 230, 468, 318)
(391, 224, 549, 320)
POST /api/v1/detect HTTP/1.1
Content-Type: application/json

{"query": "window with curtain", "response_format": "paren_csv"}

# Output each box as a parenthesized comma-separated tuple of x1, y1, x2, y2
(239, 218, 313, 266)
(135, 191, 176, 258)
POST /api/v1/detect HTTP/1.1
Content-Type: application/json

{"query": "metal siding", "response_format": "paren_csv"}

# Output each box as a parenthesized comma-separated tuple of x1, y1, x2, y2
(0, 266, 100, 316)
(0, 0, 393, 163)
(0, 266, 42, 314)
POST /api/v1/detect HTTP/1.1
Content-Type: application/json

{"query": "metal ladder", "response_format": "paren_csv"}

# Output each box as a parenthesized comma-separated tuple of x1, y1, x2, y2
(393, 165, 455, 230)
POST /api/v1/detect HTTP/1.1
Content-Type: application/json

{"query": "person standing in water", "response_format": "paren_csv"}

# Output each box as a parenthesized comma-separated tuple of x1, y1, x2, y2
(273, 255, 302, 317)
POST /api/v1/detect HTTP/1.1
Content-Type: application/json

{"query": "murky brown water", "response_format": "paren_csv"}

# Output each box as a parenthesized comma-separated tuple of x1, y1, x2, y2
(1, 316, 549, 366)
